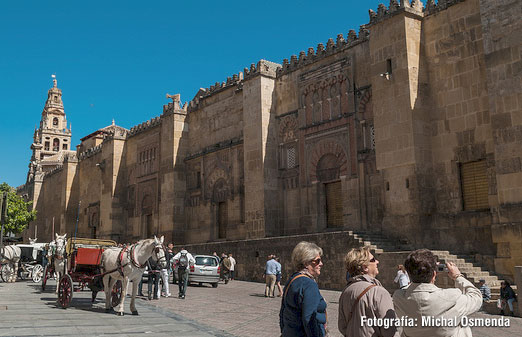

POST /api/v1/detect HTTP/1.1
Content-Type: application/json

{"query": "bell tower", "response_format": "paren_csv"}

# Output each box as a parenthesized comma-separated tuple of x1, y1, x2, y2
(27, 75, 72, 181)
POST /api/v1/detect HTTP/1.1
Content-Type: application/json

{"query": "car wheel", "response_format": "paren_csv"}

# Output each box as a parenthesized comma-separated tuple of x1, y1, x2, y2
(212, 283, 218, 288)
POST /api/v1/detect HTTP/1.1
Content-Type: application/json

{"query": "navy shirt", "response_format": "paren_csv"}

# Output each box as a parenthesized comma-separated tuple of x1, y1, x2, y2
(280, 272, 327, 337)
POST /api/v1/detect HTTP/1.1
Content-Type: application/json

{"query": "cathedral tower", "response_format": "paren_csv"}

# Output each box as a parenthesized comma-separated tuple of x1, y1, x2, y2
(28, 76, 72, 181)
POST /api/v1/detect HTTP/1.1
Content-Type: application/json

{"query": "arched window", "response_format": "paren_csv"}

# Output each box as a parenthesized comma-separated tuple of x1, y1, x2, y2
(53, 138, 59, 152)
(53, 118, 59, 127)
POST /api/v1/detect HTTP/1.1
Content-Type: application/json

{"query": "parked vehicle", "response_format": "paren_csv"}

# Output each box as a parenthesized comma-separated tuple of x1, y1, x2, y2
(173, 255, 219, 288)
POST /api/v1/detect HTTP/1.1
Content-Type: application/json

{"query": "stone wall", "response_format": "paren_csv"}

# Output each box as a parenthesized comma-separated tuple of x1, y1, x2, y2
(175, 231, 410, 292)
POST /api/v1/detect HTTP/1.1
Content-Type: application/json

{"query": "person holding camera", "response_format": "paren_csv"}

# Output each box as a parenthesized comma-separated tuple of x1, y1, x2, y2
(393, 249, 482, 337)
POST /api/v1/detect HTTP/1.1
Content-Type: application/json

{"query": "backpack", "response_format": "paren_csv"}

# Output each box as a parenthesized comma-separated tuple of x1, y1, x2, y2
(178, 252, 188, 269)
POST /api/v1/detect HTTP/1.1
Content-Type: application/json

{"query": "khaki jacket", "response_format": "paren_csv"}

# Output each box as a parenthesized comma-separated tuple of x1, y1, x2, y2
(393, 276, 482, 337)
(338, 274, 399, 337)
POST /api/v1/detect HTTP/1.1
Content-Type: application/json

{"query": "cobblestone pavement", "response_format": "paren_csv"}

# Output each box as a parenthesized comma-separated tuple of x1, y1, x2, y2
(1, 279, 521, 336)
(144, 279, 521, 337)
(0, 280, 233, 337)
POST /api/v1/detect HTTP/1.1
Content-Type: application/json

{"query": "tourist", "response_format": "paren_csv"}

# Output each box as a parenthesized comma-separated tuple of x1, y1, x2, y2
(499, 280, 517, 316)
(393, 264, 410, 289)
(221, 253, 232, 284)
(279, 241, 327, 337)
(228, 253, 236, 280)
(478, 279, 491, 307)
(167, 243, 174, 284)
(147, 256, 160, 300)
(160, 244, 172, 297)
(173, 247, 195, 299)
(393, 249, 482, 336)
(275, 257, 283, 297)
(264, 254, 278, 298)
(338, 247, 397, 337)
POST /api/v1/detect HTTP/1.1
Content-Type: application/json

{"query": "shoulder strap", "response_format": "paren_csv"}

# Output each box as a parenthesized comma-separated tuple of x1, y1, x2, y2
(283, 273, 309, 299)
(347, 284, 377, 323)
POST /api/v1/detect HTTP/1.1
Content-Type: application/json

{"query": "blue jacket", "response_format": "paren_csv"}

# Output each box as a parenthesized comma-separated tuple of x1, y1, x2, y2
(279, 272, 327, 337)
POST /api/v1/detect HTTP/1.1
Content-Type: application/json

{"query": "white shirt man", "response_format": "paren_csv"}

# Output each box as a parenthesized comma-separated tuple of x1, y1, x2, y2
(228, 254, 236, 280)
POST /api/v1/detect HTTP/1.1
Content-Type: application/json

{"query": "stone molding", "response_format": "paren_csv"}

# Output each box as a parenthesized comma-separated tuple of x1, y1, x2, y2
(185, 137, 243, 161)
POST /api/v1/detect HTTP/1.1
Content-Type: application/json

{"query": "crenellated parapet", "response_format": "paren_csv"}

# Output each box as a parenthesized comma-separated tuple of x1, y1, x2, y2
(45, 164, 64, 177)
(128, 116, 162, 138)
(243, 59, 281, 80)
(423, 0, 466, 16)
(63, 152, 78, 163)
(187, 71, 245, 112)
(78, 143, 103, 161)
(367, 0, 424, 26)
(276, 28, 369, 77)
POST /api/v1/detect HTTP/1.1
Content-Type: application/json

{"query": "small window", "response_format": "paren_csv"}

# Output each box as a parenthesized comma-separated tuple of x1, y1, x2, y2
(53, 118, 59, 127)
(53, 96, 58, 103)
(53, 138, 59, 151)
(287, 147, 296, 168)
(460, 160, 489, 210)
(44, 142, 50, 151)
(62, 144, 67, 150)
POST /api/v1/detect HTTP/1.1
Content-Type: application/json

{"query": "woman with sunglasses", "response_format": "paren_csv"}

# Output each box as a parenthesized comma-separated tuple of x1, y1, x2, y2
(279, 241, 327, 337)
(338, 247, 398, 337)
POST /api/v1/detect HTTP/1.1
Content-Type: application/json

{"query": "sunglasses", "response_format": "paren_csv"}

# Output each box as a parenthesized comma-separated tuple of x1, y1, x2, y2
(369, 257, 377, 262)
(310, 257, 322, 265)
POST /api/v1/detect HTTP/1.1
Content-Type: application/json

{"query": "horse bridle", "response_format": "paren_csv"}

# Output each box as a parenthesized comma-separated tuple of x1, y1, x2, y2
(128, 241, 166, 269)
(54, 239, 66, 260)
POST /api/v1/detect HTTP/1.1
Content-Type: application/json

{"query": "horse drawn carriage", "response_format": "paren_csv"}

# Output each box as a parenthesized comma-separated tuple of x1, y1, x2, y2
(54, 237, 123, 309)
(15, 243, 45, 282)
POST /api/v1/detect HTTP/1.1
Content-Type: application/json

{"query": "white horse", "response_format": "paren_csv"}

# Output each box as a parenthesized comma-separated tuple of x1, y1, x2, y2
(0, 244, 21, 282)
(51, 233, 67, 293)
(101, 236, 167, 316)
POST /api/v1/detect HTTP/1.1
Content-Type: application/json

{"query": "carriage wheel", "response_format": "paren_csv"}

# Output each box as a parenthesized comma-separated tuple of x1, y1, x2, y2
(32, 264, 43, 283)
(1, 264, 14, 282)
(58, 274, 73, 309)
(0, 265, 7, 282)
(41, 265, 50, 291)
(111, 280, 123, 308)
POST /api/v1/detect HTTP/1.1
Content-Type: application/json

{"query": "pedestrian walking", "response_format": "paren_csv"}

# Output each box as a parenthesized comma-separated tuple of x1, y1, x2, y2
(160, 245, 172, 297)
(275, 257, 283, 297)
(499, 280, 517, 316)
(264, 254, 278, 298)
(393, 249, 482, 336)
(167, 243, 174, 284)
(338, 247, 397, 337)
(173, 247, 195, 299)
(393, 264, 410, 289)
(221, 254, 232, 284)
(147, 257, 160, 300)
(228, 253, 236, 280)
(279, 241, 327, 337)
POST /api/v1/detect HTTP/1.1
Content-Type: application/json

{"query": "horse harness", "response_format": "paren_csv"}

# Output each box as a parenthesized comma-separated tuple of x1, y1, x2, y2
(114, 243, 166, 277)
(0, 245, 17, 262)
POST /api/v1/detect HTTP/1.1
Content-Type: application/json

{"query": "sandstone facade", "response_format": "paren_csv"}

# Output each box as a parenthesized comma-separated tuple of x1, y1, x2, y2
(18, 0, 522, 280)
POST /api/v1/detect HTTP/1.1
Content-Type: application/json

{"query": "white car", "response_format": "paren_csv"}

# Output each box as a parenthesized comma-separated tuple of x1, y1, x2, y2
(173, 255, 220, 288)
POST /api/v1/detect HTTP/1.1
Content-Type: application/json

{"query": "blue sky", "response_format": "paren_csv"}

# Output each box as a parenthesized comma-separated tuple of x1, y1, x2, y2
(0, 0, 382, 187)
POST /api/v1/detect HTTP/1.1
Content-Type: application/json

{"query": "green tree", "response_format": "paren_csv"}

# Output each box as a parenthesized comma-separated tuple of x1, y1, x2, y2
(0, 182, 37, 234)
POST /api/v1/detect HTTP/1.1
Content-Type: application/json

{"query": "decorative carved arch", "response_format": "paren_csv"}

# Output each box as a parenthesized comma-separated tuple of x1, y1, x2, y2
(279, 115, 298, 143)
(309, 140, 348, 182)
(212, 178, 229, 203)
(141, 194, 153, 214)
(358, 89, 372, 115)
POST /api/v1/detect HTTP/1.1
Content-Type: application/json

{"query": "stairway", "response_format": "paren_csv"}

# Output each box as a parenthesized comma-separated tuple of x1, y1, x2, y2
(342, 230, 518, 316)
(432, 250, 518, 316)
